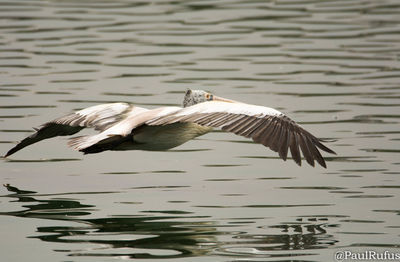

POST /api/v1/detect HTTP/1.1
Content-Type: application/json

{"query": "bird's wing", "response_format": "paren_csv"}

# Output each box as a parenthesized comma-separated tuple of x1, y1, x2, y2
(51, 103, 137, 131)
(4, 103, 145, 157)
(68, 106, 182, 152)
(146, 101, 335, 167)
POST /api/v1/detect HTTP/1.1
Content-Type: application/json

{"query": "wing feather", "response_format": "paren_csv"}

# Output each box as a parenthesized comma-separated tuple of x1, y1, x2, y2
(52, 103, 134, 131)
(290, 132, 301, 166)
(241, 117, 269, 138)
(279, 127, 290, 161)
(306, 134, 326, 168)
(222, 115, 252, 133)
(229, 116, 261, 137)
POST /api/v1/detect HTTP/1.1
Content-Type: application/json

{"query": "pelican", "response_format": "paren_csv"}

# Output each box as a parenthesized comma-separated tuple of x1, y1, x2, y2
(4, 89, 335, 167)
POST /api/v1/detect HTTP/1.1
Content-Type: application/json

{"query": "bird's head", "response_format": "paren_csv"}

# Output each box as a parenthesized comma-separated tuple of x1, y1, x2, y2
(183, 89, 236, 107)
(183, 89, 212, 107)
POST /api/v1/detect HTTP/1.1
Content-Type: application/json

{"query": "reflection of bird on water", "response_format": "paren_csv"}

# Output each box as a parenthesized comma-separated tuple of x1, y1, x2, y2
(4, 89, 335, 167)
(2, 184, 336, 259)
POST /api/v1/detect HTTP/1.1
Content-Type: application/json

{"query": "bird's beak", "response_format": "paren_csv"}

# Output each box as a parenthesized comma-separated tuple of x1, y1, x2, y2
(211, 94, 238, 103)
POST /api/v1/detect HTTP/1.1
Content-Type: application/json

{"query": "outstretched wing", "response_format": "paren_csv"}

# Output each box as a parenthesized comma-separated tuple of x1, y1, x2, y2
(146, 101, 335, 168)
(4, 103, 142, 157)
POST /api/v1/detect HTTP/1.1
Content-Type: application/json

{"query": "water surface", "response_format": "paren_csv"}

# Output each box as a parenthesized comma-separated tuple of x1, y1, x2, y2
(1, 0, 399, 261)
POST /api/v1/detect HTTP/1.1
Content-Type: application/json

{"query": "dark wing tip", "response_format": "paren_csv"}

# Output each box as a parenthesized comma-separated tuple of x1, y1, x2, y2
(4, 144, 21, 158)
(315, 139, 336, 155)
(288, 132, 301, 166)
(246, 115, 335, 168)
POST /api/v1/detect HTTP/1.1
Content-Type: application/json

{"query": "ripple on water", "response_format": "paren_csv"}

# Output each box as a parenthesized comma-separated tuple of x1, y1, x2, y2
(215, 217, 338, 258)
(103, 170, 186, 175)
(4, 158, 82, 163)
(1, 0, 400, 261)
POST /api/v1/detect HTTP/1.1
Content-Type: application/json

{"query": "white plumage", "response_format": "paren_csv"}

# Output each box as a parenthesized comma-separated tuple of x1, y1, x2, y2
(175, 101, 282, 118)
(4, 89, 335, 167)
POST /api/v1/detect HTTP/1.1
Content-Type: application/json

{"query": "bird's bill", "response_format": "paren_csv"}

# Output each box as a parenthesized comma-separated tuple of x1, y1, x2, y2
(211, 95, 238, 103)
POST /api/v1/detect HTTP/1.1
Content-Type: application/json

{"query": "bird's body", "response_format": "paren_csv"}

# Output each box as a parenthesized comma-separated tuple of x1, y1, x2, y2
(4, 90, 335, 167)
(123, 123, 212, 151)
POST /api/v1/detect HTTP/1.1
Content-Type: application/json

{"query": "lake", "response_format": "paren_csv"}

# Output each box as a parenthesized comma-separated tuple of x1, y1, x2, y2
(1, 0, 399, 261)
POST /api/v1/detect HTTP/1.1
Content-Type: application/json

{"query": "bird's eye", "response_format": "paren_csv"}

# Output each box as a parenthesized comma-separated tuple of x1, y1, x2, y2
(205, 94, 210, 99)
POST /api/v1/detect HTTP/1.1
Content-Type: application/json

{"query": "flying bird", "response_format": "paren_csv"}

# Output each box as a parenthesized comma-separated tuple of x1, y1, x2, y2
(4, 90, 335, 167)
